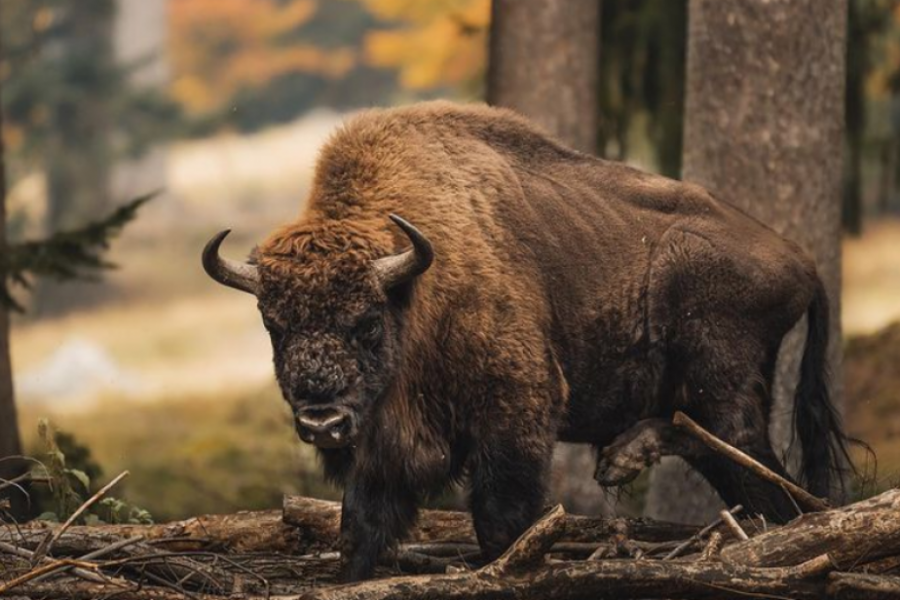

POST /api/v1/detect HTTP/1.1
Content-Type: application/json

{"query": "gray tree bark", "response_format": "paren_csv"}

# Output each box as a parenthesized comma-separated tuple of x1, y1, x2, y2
(487, 0, 599, 153)
(36, 0, 116, 315)
(646, 0, 848, 522)
(487, 0, 605, 513)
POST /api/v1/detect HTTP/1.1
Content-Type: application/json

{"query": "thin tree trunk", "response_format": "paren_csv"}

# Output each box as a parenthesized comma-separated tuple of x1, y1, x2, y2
(487, 0, 600, 153)
(487, 0, 604, 513)
(843, 0, 866, 236)
(0, 13, 25, 509)
(36, 0, 115, 315)
(647, 0, 848, 522)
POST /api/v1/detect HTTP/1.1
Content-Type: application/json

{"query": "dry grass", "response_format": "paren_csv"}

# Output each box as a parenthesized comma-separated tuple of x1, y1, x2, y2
(17, 384, 338, 522)
(12, 292, 272, 407)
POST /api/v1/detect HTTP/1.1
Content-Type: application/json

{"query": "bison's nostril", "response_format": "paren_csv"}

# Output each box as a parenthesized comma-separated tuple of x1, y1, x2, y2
(296, 408, 356, 448)
(297, 413, 345, 433)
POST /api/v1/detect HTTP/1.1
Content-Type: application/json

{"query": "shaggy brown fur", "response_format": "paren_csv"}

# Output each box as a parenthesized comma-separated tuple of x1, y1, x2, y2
(211, 101, 852, 581)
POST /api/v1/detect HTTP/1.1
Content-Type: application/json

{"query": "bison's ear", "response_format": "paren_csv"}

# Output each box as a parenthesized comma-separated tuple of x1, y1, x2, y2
(202, 230, 261, 295)
(372, 214, 434, 290)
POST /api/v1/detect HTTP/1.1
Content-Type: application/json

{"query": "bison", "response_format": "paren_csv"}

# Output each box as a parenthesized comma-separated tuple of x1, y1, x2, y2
(202, 101, 853, 581)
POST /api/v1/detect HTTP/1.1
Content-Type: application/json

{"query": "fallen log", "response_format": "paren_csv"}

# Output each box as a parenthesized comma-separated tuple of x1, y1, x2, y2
(5, 489, 900, 599)
(827, 573, 900, 600)
(1, 497, 698, 561)
(300, 505, 834, 600)
(721, 488, 900, 568)
(0, 509, 299, 555)
(282, 495, 700, 549)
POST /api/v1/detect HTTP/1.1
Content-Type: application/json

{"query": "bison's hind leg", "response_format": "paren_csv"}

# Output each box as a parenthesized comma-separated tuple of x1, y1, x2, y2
(647, 226, 812, 523)
(594, 418, 707, 487)
(680, 352, 801, 523)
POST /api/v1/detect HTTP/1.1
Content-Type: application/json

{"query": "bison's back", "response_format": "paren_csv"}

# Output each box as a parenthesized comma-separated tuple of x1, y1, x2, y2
(308, 103, 814, 442)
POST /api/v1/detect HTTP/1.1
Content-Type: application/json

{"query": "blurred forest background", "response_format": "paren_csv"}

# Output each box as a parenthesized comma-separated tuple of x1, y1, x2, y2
(1, 0, 899, 523)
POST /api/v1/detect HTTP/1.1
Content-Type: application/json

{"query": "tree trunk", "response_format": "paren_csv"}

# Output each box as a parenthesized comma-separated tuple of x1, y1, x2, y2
(843, 0, 866, 236)
(647, 0, 848, 522)
(487, 0, 604, 514)
(0, 15, 25, 511)
(36, 0, 116, 315)
(487, 0, 599, 153)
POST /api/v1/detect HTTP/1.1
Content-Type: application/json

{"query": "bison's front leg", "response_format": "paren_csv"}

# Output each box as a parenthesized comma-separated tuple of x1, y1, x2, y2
(468, 428, 554, 561)
(339, 478, 417, 582)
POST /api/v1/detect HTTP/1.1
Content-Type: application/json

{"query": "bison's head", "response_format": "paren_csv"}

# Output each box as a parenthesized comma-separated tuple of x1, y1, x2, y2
(201, 215, 433, 449)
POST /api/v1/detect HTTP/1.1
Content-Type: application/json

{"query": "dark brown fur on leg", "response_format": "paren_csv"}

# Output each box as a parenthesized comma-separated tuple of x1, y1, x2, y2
(468, 407, 556, 561)
(683, 374, 800, 523)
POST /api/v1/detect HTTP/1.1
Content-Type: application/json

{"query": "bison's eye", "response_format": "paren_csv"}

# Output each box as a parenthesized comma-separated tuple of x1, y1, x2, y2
(354, 316, 383, 347)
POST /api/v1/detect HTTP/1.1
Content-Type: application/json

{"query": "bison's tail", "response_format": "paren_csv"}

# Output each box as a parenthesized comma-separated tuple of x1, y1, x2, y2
(793, 277, 860, 499)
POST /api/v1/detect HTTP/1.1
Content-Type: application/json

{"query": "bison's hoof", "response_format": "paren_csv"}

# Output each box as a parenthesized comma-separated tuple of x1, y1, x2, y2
(594, 440, 662, 486)
(594, 457, 645, 486)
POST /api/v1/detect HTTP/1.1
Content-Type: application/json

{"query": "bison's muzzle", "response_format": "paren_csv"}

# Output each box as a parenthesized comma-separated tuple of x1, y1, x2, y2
(295, 405, 358, 448)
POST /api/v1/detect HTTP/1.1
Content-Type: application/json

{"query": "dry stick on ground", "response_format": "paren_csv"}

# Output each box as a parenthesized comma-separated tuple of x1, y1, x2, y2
(0, 557, 103, 594)
(672, 411, 831, 512)
(663, 505, 743, 560)
(699, 531, 724, 561)
(28, 470, 131, 568)
(0, 539, 109, 585)
(719, 509, 750, 541)
(28, 535, 144, 585)
(49, 470, 130, 551)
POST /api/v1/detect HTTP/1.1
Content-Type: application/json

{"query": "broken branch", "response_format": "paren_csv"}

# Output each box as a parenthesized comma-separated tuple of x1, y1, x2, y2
(673, 411, 830, 512)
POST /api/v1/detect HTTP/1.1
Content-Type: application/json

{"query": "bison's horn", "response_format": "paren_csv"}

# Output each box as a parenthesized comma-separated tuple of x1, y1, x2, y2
(373, 214, 434, 289)
(202, 230, 260, 295)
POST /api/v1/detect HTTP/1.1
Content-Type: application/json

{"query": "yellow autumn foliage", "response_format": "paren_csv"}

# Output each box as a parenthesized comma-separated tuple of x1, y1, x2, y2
(358, 0, 490, 90)
(169, 0, 355, 114)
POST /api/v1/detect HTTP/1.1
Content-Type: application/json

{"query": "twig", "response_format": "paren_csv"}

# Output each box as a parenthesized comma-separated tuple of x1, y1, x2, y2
(0, 539, 108, 584)
(28, 535, 145, 585)
(720, 509, 749, 541)
(699, 531, 723, 561)
(672, 412, 830, 512)
(40, 470, 129, 561)
(484, 504, 567, 575)
(664, 505, 743, 560)
(98, 549, 233, 594)
(0, 472, 33, 493)
(0, 557, 103, 594)
(400, 542, 480, 557)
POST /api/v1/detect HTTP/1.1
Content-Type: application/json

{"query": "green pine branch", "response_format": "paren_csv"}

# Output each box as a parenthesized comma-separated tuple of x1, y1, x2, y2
(0, 192, 156, 311)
